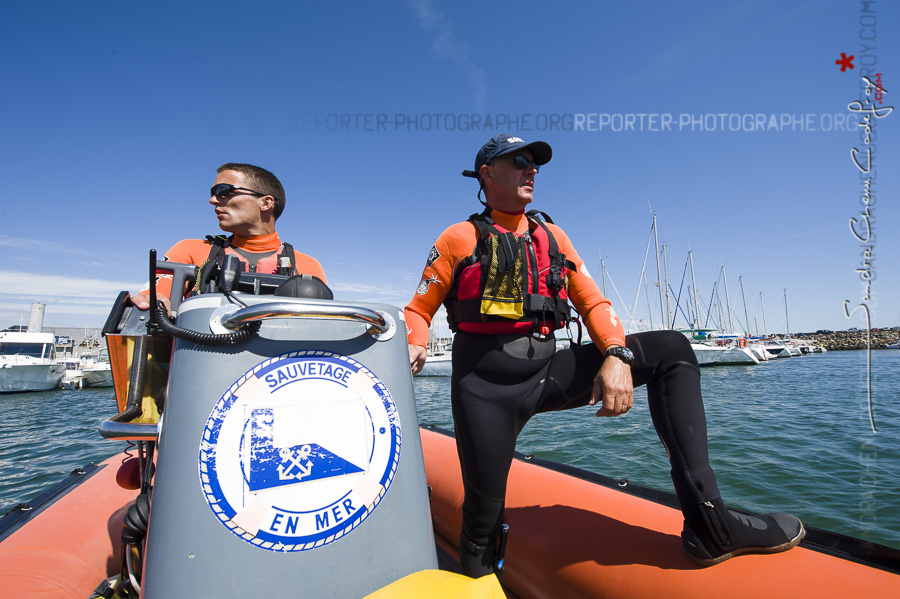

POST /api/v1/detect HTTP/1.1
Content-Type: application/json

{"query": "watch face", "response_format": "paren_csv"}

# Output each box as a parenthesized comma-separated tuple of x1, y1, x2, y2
(607, 346, 634, 363)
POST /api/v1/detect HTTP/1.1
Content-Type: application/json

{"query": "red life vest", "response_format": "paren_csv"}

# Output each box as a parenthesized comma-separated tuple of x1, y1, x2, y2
(445, 210, 573, 336)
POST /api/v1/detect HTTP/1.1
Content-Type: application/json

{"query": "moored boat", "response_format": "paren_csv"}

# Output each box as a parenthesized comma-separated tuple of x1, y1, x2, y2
(763, 339, 792, 358)
(58, 357, 85, 389)
(689, 342, 724, 366)
(1, 304, 65, 393)
(716, 345, 759, 365)
(0, 330, 65, 393)
(747, 340, 770, 362)
(416, 328, 453, 377)
(81, 352, 114, 388)
(416, 351, 452, 376)
(689, 339, 758, 366)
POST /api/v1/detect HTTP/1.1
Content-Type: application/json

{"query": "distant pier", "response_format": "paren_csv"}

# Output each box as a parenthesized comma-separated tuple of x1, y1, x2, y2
(797, 329, 900, 351)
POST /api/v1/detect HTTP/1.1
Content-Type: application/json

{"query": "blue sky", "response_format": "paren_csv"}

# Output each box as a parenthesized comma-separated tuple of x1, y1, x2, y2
(1, 0, 897, 335)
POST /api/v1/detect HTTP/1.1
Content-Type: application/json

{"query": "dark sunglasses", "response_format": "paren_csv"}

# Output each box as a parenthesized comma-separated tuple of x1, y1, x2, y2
(496, 154, 540, 172)
(210, 183, 270, 200)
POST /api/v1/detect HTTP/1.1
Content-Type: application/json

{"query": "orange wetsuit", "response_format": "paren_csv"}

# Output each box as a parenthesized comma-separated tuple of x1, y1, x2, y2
(138, 232, 326, 302)
(404, 209, 625, 352)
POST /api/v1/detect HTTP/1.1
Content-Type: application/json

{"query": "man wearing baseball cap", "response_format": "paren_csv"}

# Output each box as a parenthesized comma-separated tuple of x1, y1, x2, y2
(404, 133, 804, 577)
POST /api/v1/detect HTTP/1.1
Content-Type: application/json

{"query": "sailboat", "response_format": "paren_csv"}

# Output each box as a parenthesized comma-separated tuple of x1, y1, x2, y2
(416, 322, 453, 377)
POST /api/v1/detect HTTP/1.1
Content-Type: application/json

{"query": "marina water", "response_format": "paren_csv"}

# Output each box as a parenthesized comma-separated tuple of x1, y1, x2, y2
(2, 350, 898, 550)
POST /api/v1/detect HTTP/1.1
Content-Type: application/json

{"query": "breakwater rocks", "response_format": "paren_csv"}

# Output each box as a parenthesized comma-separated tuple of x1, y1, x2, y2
(797, 330, 900, 351)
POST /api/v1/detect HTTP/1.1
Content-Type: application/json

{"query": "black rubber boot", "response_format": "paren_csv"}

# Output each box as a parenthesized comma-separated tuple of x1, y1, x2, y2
(645, 356, 805, 566)
(459, 532, 497, 578)
(680, 496, 806, 566)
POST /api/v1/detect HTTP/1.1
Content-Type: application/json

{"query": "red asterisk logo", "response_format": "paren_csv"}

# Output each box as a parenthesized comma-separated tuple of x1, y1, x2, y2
(836, 52, 855, 72)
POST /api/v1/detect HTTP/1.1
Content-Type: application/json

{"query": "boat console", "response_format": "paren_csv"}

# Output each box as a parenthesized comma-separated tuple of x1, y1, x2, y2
(99, 253, 438, 597)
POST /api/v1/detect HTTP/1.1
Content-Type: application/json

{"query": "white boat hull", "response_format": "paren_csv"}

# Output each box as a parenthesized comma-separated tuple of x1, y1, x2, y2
(416, 355, 452, 377)
(690, 343, 758, 366)
(82, 367, 114, 387)
(765, 345, 791, 358)
(0, 362, 65, 393)
(748, 344, 769, 362)
(716, 347, 760, 365)
(690, 343, 724, 367)
(1, 330, 64, 393)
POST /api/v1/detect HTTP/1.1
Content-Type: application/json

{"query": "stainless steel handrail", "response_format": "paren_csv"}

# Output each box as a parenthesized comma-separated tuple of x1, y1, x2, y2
(99, 419, 159, 440)
(219, 302, 396, 341)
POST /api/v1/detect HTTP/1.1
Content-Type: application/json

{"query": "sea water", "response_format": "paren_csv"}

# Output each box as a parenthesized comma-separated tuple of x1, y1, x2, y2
(1, 350, 898, 551)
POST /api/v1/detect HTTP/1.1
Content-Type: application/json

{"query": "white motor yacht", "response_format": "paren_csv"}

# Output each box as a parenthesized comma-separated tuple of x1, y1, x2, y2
(0, 331, 65, 393)
(81, 352, 114, 387)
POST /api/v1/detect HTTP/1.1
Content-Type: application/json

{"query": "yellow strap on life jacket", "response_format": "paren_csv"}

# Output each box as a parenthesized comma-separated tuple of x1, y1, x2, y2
(480, 233, 525, 320)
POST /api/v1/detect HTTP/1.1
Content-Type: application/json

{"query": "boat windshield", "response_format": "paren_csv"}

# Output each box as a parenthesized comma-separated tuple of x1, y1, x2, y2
(0, 342, 52, 358)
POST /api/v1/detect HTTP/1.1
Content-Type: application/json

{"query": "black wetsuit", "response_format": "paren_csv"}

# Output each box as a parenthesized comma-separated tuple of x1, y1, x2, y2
(452, 329, 720, 575)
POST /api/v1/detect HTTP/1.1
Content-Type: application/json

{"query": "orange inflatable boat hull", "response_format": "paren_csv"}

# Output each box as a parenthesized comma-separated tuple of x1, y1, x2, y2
(420, 426, 900, 599)
(3, 430, 898, 599)
(0, 456, 138, 598)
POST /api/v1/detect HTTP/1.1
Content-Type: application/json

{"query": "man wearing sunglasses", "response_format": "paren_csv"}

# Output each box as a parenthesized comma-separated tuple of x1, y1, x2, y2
(404, 133, 804, 577)
(134, 163, 326, 309)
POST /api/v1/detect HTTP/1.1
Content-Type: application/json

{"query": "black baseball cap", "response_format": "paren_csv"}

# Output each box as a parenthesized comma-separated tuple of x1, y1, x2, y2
(462, 133, 552, 180)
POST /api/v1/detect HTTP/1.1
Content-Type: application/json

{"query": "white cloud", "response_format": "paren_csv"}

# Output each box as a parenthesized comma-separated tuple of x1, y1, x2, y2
(0, 235, 92, 256)
(407, 0, 488, 112)
(0, 270, 144, 327)
(0, 271, 143, 300)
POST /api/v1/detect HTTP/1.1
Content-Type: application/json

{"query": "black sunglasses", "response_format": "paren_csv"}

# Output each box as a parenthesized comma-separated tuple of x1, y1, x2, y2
(210, 183, 270, 200)
(495, 154, 540, 173)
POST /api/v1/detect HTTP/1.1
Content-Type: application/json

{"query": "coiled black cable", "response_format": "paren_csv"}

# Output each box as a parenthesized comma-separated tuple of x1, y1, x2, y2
(121, 494, 151, 546)
(148, 249, 259, 345)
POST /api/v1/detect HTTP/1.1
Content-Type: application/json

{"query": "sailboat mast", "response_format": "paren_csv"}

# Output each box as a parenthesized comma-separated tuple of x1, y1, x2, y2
(643, 273, 655, 330)
(760, 292, 768, 337)
(783, 288, 790, 336)
(740, 276, 751, 337)
(721, 266, 735, 333)
(652, 213, 665, 330)
(689, 250, 701, 329)
(705, 283, 717, 329)
(599, 250, 608, 297)
(662, 244, 672, 329)
(714, 282, 724, 330)
(629, 224, 656, 334)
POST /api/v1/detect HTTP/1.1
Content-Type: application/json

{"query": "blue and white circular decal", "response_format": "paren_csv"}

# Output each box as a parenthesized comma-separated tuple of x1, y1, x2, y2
(199, 351, 401, 552)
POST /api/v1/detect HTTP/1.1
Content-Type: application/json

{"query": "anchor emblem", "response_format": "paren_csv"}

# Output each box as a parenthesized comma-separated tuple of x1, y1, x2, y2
(278, 445, 313, 481)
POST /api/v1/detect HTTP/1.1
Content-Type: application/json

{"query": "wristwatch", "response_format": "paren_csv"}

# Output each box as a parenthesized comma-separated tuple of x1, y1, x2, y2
(604, 345, 634, 365)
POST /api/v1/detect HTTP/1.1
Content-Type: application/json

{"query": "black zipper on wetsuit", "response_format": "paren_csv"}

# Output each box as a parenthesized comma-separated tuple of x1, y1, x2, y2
(703, 501, 731, 546)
